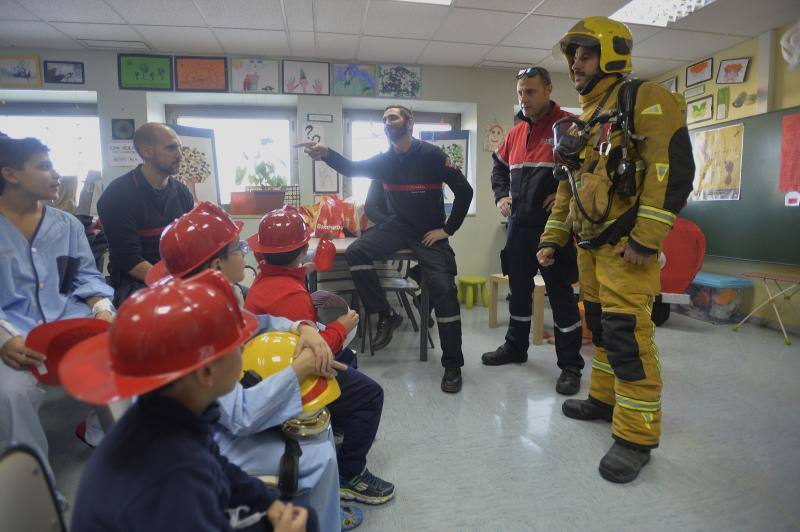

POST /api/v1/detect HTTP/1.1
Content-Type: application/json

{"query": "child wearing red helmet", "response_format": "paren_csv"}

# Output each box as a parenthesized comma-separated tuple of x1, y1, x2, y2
(62, 270, 318, 531)
(148, 202, 370, 530)
(245, 207, 395, 507)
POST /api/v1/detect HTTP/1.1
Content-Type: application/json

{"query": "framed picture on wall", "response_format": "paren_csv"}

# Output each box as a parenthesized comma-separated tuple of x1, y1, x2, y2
(175, 56, 228, 92)
(282, 60, 330, 95)
(716, 57, 750, 84)
(658, 76, 677, 93)
(376, 64, 421, 98)
(0, 55, 42, 88)
(684, 84, 705, 99)
(118, 54, 173, 91)
(313, 161, 339, 193)
(687, 95, 713, 125)
(171, 124, 221, 205)
(333, 64, 377, 96)
(230, 58, 279, 93)
(44, 61, 84, 84)
(686, 58, 713, 87)
(420, 130, 470, 214)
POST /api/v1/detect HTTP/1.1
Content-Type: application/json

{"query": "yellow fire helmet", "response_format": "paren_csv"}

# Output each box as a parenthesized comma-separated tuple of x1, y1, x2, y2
(559, 16, 633, 77)
(242, 331, 341, 415)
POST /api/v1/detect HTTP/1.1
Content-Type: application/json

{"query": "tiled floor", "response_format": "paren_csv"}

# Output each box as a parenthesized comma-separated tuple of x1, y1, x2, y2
(46, 302, 800, 531)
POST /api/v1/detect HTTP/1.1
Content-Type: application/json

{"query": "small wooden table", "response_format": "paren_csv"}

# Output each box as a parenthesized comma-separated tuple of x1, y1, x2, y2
(733, 271, 800, 345)
(309, 238, 431, 361)
(488, 273, 547, 346)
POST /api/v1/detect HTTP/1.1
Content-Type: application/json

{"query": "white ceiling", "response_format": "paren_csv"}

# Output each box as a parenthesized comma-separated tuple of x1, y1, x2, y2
(0, 0, 798, 79)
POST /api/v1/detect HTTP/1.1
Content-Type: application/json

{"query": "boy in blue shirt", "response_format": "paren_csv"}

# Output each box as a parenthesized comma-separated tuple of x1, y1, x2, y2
(0, 136, 115, 485)
(63, 270, 318, 531)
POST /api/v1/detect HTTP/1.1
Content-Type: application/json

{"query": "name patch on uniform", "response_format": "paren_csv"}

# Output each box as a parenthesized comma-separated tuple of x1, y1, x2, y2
(655, 163, 669, 182)
(641, 104, 663, 116)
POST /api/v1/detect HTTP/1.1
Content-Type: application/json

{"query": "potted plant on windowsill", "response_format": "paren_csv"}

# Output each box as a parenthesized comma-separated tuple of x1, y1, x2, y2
(230, 159, 288, 215)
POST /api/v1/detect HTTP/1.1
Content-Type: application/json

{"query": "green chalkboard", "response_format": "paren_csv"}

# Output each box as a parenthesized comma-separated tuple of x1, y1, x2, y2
(680, 106, 800, 266)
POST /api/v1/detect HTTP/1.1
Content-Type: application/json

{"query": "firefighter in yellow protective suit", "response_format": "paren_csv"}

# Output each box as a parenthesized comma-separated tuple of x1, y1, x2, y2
(537, 16, 694, 483)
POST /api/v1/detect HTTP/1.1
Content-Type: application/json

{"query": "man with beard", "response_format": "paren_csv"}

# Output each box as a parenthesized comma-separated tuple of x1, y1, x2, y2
(298, 105, 473, 394)
(538, 17, 694, 483)
(98, 123, 193, 306)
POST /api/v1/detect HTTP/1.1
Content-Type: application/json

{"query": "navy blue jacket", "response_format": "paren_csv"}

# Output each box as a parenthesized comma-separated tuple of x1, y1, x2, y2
(325, 140, 473, 239)
(97, 166, 193, 288)
(71, 395, 281, 532)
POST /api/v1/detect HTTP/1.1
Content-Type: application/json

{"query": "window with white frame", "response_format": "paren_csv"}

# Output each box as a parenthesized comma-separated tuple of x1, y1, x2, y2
(167, 106, 295, 205)
(344, 110, 461, 204)
(0, 103, 101, 195)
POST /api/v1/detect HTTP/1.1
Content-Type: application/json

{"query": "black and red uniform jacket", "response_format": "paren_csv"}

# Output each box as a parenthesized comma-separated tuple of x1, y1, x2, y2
(324, 139, 473, 240)
(97, 165, 193, 288)
(491, 102, 574, 228)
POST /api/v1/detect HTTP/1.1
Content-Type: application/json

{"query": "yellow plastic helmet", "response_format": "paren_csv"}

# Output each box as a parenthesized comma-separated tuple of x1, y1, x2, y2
(242, 331, 341, 415)
(559, 16, 633, 77)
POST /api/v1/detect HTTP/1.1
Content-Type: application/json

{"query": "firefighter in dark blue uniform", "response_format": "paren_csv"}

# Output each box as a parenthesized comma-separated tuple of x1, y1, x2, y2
(482, 67, 585, 395)
(298, 106, 473, 394)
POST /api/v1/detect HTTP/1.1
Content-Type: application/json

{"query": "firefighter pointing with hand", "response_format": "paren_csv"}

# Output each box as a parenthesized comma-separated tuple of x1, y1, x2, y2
(538, 17, 694, 483)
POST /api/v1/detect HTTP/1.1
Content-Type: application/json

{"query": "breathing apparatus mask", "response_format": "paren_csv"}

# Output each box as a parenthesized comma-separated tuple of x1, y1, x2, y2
(550, 104, 638, 231)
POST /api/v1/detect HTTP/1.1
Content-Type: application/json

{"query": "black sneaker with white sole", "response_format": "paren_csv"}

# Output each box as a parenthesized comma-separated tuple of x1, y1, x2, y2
(340, 468, 395, 505)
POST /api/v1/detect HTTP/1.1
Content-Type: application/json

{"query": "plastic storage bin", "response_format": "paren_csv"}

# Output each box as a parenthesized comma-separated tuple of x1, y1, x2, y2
(677, 272, 752, 323)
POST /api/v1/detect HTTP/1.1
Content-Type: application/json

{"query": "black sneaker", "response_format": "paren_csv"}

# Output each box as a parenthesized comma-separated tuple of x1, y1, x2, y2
(372, 311, 403, 350)
(562, 397, 614, 422)
(555, 367, 582, 396)
(340, 468, 395, 505)
(599, 442, 651, 483)
(441, 367, 462, 393)
(481, 343, 527, 366)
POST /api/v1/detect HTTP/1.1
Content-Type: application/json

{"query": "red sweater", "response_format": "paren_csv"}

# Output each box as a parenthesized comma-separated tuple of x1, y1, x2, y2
(244, 263, 348, 353)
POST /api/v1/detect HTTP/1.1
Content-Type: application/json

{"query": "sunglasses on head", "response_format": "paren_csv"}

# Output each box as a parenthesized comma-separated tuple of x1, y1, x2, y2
(516, 66, 547, 80)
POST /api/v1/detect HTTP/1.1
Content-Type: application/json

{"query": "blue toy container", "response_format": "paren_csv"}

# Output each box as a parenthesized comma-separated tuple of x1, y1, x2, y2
(677, 272, 753, 323)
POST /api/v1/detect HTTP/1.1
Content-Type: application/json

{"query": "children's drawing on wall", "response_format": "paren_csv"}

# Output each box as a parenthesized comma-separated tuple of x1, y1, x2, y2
(231, 58, 279, 94)
(690, 123, 744, 201)
(333, 64, 376, 96)
(376, 65, 421, 98)
(483, 120, 505, 152)
(283, 60, 329, 95)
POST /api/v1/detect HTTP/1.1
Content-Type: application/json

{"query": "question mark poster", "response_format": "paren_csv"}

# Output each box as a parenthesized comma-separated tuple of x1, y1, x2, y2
(301, 121, 340, 194)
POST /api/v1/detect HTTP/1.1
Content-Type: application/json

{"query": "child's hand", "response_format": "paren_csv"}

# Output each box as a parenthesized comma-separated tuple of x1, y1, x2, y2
(296, 324, 332, 362)
(267, 501, 308, 532)
(293, 348, 346, 380)
(336, 310, 359, 333)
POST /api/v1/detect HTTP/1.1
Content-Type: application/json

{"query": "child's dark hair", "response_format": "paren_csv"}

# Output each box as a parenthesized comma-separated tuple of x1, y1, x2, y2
(184, 244, 231, 278)
(0, 137, 50, 195)
(260, 246, 305, 267)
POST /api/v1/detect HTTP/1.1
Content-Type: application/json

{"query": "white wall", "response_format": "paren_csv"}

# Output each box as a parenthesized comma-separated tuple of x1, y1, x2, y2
(0, 47, 578, 277)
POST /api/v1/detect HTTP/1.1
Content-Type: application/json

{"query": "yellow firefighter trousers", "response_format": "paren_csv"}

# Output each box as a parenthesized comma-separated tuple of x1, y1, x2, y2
(578, 238, 662, 449)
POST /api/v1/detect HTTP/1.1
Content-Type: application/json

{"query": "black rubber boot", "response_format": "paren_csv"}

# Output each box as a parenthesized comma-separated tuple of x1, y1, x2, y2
(555, 367, 582, 396)
(481, 343, 527, 366)
(441, 367, 462, 393)
(372, 310, 403, 351)
(599, 442, 651, 483)
(562, 396, 614, 422)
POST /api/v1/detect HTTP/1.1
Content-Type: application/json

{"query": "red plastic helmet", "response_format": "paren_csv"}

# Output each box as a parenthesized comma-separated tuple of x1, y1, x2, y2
(25, 318, 110, 386)
(247, 206, 311, 254)
(146, 202, 244, 286)
(312, 238, 337, 272)
(59, 269, 258, 405)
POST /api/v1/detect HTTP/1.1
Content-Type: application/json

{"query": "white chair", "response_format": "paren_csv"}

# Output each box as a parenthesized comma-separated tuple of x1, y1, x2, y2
(0, 444, 66, 532)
